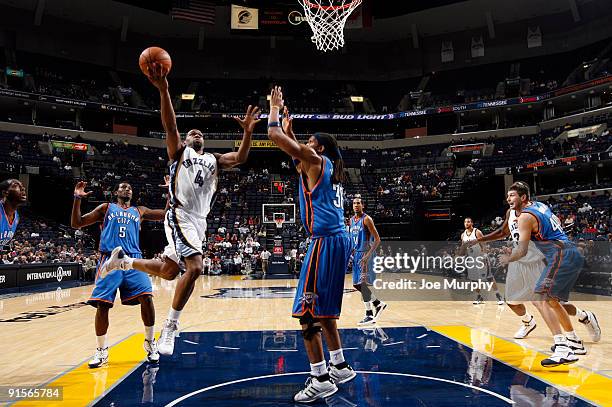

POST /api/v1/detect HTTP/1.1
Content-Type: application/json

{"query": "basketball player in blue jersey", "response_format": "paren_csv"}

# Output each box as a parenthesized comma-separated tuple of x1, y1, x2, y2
(71, 180, 167, 368)
(0, 179, 26, 250)
(471, 183, 601, 342)
(349, 197, 386, 326)
(498, 182, 587, 367)
(99, 61, 259, 356)
(268, 87, 356, 403)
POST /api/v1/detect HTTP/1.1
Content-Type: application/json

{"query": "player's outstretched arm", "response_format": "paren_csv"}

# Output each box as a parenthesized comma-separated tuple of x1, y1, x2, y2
(361, 216, 381, 270)
(146, 62, 181, 161)
(267, 86, 320, 168)
(282, 106, 301, 165)
(475, 228, 488, 252)
(71, 181, 107, 228)
(139, 206, 166, 222)
(138, 176, 171, 221)
(500, 214, 533, 265)
(216, 105, 261, 169)
(282, 106, 298, 143)
(475, 209, 511, 244)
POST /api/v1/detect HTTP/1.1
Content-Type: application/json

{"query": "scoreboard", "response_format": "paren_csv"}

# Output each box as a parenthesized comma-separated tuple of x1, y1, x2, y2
(50, 140, 90, 153)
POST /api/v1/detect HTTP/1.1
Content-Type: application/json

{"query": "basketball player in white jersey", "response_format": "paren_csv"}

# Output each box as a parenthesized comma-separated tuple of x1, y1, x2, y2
(99, 62, 261, 355)
(460, 218, 503, 305)
(467, 182, 601, 343)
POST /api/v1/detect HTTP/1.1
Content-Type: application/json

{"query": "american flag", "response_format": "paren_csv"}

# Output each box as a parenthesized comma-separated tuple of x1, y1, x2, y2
(171, 0, 216, 25)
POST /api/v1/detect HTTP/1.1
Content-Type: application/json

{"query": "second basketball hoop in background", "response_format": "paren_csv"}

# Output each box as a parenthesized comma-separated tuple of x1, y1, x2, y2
(298, 0, 362, 52)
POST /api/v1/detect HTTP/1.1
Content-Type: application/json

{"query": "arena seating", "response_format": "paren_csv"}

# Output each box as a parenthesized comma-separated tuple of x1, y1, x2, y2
(0, 113, 610, 273)
(4, 40, 611, 117)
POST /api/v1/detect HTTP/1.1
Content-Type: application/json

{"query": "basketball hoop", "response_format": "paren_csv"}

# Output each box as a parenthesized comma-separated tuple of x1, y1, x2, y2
(273, 213, 285, 229)
(298, 0, 362, 52)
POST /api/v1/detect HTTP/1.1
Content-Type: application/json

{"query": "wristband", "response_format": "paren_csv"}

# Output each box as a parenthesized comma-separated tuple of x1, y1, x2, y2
(271, 105, 281, 110)
(268, 121, 281, 128)
(73, 194, 82, 200)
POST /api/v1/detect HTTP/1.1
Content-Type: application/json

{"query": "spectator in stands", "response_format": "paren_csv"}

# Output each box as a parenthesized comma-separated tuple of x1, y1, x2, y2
(260, 248, 270, 275)
(578, 202, 593, 213)
(83, 255, 97, 281)
(203, 255, 212, 275)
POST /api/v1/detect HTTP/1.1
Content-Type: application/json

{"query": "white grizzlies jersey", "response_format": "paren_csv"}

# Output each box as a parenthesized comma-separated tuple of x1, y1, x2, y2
(169, 146, 218, 217)
(462, 229, 483, 256)
(508, 210, 545, 264)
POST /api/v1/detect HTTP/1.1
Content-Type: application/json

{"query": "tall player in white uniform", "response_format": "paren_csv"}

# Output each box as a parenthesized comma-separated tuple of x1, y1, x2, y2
(469, 182, 601, 342)
(100, 62, 261, 355)
(460, 218, 503, 305)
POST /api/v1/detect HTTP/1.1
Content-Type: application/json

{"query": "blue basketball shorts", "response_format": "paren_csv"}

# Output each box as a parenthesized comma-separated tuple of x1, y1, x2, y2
(534, 243, 584, 302)
(352, 251, 376, 286)
(88, 252, 152, 307)
(292, 233, 352, 320)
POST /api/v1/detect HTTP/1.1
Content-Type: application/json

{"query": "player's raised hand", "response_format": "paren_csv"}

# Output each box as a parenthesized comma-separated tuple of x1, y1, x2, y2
(146, 62, 169, 91)
(282, 106, 294, 137)
(233, 105, 261, 133)
(158, 175, 171, 188)
(74, 181, 93, 198)
(270, 86, 284, 111)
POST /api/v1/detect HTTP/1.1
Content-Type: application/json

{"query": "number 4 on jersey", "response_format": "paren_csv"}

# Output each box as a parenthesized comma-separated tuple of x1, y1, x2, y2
(194, 170, 204, 187)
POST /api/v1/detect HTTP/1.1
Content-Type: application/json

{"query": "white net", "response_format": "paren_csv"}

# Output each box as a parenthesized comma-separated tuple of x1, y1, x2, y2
(273, 213, 285, 229)
(298, 0, 362, 52)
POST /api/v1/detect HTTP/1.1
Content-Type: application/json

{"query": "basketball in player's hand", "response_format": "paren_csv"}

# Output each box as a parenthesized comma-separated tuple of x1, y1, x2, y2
(139, 47, 172, 77)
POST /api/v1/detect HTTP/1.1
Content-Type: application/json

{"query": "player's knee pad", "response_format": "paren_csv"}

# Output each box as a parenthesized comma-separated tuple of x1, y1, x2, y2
(299, 316, 322, 340)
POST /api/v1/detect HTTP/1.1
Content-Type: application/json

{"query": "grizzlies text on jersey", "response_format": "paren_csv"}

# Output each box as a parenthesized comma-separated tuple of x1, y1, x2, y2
(169, 146, 217, 217)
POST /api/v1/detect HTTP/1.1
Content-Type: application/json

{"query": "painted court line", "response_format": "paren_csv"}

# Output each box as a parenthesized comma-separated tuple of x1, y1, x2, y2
(426, 345, 441, 348)
(163, 370, 514, 406)
(432, 325, 612, 407)
(382, 341, 404, 347)
(266, 349, 298, 352)
(181, 352, 197, 355)
(214, 346, 240, 350)
(183, 340, 199, 345)
(12, 334, 147, 407)
(416, 333, 428, 339)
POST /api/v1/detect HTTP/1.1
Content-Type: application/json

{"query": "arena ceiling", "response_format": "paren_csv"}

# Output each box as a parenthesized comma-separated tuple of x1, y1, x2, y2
(0, 0, 596, 40)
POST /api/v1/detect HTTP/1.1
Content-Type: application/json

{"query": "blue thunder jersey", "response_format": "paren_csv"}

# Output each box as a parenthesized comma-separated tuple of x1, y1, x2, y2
(0, 201, 19, 249)
(349, 214, 373, 252)
(99, 203, 142, 255)
(298, 155, 346, 238)
(522, 201, 570, 259)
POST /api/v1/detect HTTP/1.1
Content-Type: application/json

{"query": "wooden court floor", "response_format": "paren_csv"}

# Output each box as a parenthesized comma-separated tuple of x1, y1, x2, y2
(0, 274, 610, 405)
